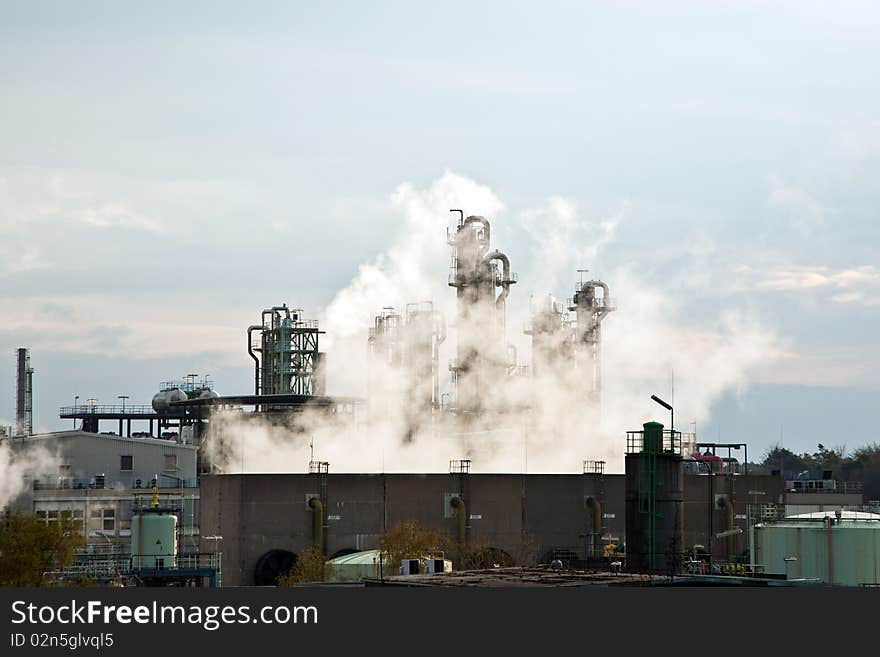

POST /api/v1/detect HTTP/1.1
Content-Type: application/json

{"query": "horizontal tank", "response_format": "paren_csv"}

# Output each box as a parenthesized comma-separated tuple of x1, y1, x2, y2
(151, 388, 188, 412)
(131, 511, 178, 569)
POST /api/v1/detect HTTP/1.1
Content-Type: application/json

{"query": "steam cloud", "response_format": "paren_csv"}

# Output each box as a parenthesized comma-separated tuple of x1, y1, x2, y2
(205, 171, 780, 474)
(0, 436, 59, 509)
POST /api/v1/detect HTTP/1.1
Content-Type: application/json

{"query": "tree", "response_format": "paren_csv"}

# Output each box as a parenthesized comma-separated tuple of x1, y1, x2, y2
(0, 510, 85, 586)
(761, 445, 808, 475)
(277, 546, 326, 586)
(379, 521, 451, 573)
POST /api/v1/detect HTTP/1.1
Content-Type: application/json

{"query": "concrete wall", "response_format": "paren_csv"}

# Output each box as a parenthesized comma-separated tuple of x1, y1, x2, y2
(200, 473, 626, 586)
(683, 474, 787, 561)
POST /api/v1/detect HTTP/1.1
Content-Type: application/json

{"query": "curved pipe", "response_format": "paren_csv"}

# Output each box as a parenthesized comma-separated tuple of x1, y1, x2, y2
(587, 281, 610, 307)
(450, 496, 467, 548)
(262, 305, 290, 329)
(485, 250, 512, 308)
(308, 497, 324, 554)
(586, 497, 603, 557)
(247, 325, 263, 395)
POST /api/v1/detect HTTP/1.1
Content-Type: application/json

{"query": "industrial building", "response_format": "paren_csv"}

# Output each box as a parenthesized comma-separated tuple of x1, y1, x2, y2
(3, 211, 873, 587)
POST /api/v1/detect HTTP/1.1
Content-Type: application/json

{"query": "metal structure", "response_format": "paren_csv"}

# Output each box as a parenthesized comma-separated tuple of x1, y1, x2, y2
(625, 421, 683, 573)
(524, 294, 572, 377)
(367, 302, 446, 427)
(248, 305, 325, 398)
(15, 347, 33, 436)
(568, 271, 615, 405)
(447, 211, 516, 415)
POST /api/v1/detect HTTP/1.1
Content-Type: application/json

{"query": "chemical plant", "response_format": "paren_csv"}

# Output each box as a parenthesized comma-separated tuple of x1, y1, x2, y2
(3, 212, 879, 588)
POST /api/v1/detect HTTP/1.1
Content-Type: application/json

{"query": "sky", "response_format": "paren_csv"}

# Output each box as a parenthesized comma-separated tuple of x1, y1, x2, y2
(0, 1, 878, 462)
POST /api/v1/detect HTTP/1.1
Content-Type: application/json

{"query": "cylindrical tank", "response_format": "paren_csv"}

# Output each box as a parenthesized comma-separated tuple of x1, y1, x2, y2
(752, 511, 880, 586)
(198, 389, 219, 400)
(625, 422, 684, 573)
(131, 511, 178, 569)
(151, 388, 188, 412)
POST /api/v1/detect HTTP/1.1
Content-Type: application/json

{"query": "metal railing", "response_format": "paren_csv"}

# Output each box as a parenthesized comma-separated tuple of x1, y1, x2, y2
(60, 404, 155, 415)
(34, 477, 198, 491)
(584, 460, 606, 475)
(786, 480, 863, 493)
(626, 429, 682, 455)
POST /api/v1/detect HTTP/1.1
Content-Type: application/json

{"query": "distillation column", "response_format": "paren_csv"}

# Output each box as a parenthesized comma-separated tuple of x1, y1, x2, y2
(367, 303, 446, 438)
(524, 294, 572, 378)
(247, 305, 326, 397)
(568, 272, 615, 406)
(447, 212, 516, 416)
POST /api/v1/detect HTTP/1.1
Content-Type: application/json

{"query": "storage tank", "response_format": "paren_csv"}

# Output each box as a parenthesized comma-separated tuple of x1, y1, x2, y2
(625, 421, 684, 573)
(131, 491, 178, 570)
(151, 388, 188, 412)
(751, 510, 880, 586)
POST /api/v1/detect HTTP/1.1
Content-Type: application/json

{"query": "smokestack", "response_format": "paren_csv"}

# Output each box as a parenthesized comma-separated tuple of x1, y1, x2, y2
(15, 348, 33, 436)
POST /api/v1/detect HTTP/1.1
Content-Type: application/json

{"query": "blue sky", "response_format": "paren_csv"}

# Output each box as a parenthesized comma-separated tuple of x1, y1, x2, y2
(1, 2, 878, 461)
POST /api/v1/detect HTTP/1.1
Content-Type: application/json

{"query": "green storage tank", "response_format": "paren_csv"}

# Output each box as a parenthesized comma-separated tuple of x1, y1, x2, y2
(751, 511, 880, 586)
(131, 510, 178, 570)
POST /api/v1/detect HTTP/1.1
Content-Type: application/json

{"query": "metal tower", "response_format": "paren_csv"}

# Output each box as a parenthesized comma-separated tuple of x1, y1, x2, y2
(447, 211, 516, 416)
(15, 348, 33, 436)
(568, 271, 615, 406)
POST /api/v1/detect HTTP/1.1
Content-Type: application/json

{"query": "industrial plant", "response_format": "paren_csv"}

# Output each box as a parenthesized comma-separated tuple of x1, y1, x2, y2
(3, 212, 879, 588)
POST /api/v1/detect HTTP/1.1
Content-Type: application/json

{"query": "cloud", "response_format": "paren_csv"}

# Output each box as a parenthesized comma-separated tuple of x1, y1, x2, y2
(74, 202, 162, 233)
(518, 197, 624, 295)
(767, 175, 825, 235)
(756, 265, 880, 306)
(0, 244, 45, 278)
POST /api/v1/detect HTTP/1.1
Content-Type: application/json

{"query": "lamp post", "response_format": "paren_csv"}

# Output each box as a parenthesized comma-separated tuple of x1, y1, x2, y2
(117, 395, 129, 412)
(73, 396, 79, 429)
(651, 394, 673, 435)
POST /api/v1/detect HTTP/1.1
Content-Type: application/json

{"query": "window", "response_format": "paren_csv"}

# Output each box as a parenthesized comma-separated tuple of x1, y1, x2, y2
(102, 508, 115, 532)
(120, 455, 133, 471)
(164, 454, 177, 470)
(35, 507, 84, 530)
(88, 507, 116, 534)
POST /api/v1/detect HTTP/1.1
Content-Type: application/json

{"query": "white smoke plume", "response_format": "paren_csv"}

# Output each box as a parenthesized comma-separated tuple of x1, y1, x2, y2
(204, 172, 780, 474)
(0, 437, 60, 510)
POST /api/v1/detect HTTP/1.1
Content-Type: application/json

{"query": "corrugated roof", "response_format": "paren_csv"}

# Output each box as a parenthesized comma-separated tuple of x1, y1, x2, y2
(787, 510, 880, 521)
(328, 550, 385, 565)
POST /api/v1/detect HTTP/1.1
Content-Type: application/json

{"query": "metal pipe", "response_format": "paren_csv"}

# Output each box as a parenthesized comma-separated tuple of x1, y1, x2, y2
(247, 325, 262, 395)
(308, 497, 324, 554)
(727, 499, 736, 559)
(585, 497, 603, 558)
(450, 496, 467, 548)
(485, 249, 511, 308)
(434, 312, 446, 344)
